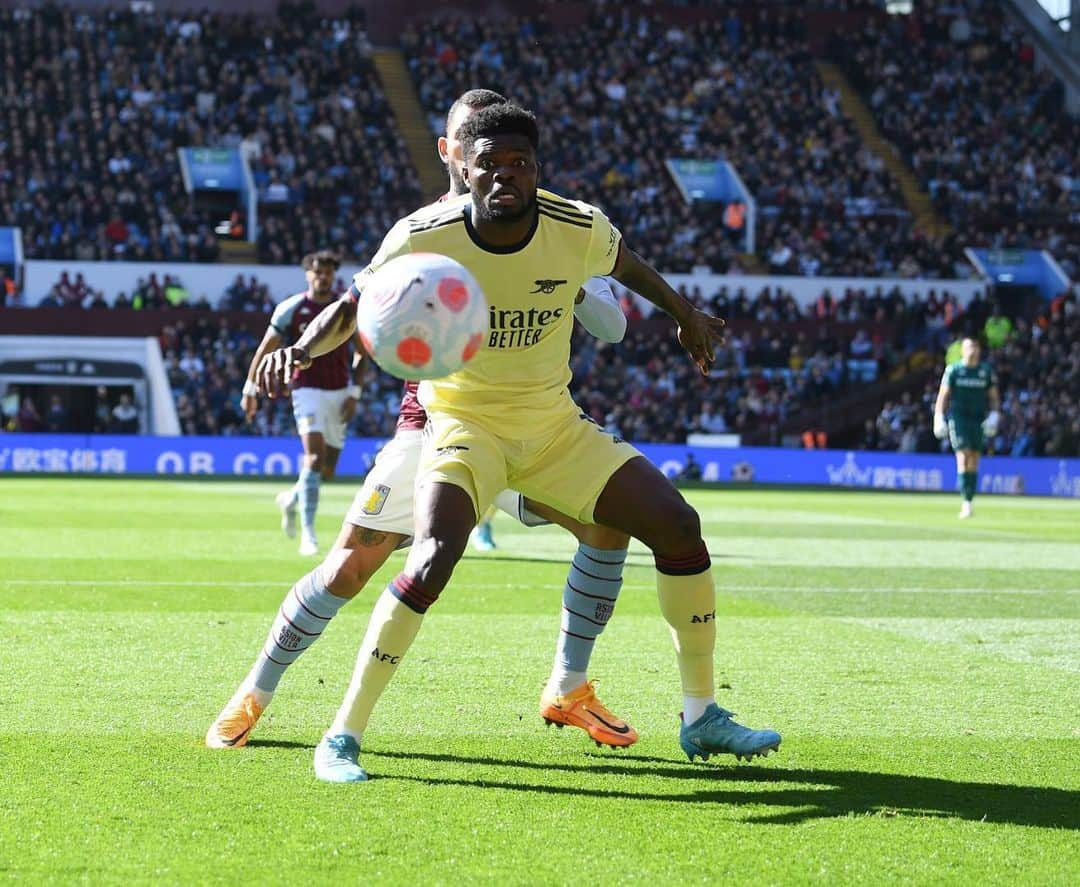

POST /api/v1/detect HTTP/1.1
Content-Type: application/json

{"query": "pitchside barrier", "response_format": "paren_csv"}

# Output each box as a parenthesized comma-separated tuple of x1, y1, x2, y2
(1, 434, 1078, 498)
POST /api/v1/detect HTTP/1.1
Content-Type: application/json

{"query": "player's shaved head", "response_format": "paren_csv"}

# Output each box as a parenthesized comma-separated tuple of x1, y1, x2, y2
(441, 89, 508, 196)
(446, 88, 507, 137)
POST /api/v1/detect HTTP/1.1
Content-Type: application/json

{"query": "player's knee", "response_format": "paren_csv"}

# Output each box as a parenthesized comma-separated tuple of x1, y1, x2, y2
(404, 536, 462, 603)
(320, 553, 372, 600)
(305, 452, 324, 473)
(651, 500, 702, 555)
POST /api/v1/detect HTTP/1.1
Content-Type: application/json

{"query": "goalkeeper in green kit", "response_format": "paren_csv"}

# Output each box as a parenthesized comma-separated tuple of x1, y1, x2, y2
(933, 337, 1001, 519)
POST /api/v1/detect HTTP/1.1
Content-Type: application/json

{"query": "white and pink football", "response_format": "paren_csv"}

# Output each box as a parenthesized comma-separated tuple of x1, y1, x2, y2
(357, 252, 488, 381)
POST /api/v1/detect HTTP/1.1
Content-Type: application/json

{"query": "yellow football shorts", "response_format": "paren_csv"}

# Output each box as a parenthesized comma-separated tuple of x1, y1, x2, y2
(420, 406, 641, 524)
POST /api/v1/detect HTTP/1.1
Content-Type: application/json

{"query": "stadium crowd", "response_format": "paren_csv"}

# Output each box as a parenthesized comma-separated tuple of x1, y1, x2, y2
(830, 0, 1080, 282)
(0, 3, 420, 265)
(403, 4, 965, 278)
(149, 281, 975, 444)
(28, 268, 329, 312)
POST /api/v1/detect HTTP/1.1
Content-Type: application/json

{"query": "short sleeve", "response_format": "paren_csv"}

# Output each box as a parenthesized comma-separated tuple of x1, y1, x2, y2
(584, 207, 622, 279)
(348, 219, 412, 302)
(269, 295, 299, 335)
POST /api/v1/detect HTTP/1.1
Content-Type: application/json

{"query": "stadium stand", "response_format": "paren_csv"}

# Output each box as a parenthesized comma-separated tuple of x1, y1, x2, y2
(0, 4, 420, 264)
(829, 1, 1080, 282)
(402, 5, 967, 277)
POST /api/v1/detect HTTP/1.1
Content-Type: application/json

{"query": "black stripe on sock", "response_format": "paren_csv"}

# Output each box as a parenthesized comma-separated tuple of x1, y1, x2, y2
(563, 605, 607, 628)
(578, 549, 628, 567)
(566, 579, 619, 603)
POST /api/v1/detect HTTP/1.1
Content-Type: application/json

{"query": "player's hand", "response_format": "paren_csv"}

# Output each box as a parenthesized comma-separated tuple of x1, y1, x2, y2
(982, 410, 1000, 437)
(257, 346, 310, 398)
(676, 309, 726, 376)
(241, 393, 258, 422)
(933, 412, 948, 440)
(341, 396, 358, 424)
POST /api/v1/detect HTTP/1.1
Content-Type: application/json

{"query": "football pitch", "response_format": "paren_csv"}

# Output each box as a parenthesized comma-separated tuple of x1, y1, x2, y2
(2, 478, 1077, 884)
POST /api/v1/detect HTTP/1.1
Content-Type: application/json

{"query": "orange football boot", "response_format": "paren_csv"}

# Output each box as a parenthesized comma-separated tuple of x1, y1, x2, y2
(205, 692, 264, 749)
(540, 681, 638, 748)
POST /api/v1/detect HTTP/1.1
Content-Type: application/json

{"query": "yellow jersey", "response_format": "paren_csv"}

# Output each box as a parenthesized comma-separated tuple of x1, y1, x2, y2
(354, 189, 622, 437)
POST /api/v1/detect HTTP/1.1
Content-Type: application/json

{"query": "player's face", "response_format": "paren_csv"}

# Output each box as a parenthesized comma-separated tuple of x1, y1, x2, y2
(464, 135, 538, 223)
(440, 105, 473, 197)
(306, 262, 336, 298)
(962, 339, 980, 364)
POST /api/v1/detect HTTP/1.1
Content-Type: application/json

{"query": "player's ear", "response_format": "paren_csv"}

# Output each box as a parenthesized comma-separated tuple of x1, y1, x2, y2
(437, 136, 449, 165)
(535, 159, 542, 186)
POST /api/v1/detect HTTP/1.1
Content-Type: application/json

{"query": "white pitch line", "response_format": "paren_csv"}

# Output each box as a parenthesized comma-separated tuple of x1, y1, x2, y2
(1, 579, 1073, 594)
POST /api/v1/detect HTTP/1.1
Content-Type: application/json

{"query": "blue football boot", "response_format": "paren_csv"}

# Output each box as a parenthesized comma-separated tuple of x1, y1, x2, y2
(679, 704, 781, 762)
(314, 733, 368, 783)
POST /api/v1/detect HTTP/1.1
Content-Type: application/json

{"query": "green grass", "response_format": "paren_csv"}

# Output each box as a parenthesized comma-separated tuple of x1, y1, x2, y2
(1, 479, 1078, 885)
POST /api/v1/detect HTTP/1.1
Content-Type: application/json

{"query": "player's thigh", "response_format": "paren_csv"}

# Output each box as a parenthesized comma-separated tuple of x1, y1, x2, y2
(948, 419, 983, 455)
(318, 389, 349, 451)
(292, 388, 325, 448)
(593, 456, 701, 555)
(321, 521, 406, 599)
(512, 411, 639, 526)
(420, 415, 507, 523)
(519, 496, 630, 549)
(344, 430, 424, 543)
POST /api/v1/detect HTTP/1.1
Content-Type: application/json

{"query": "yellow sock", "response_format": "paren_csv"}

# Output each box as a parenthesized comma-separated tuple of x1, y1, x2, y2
(330, 587, 424, 739)
(656, 569, 716, 699)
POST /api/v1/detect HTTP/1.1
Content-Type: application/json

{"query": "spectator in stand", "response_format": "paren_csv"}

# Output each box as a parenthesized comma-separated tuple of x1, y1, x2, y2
(18, 397, 43, 432)
(111, 394, 139, 433)
(0, 5, 418, 265)
(92, 386, 112, 433)
(831, 2, 1079, 280)
(44, 394, 68, 432)
(983, 305, 1013, 350)
(403, 5, 922, 277)
(678, 453, 704, 482)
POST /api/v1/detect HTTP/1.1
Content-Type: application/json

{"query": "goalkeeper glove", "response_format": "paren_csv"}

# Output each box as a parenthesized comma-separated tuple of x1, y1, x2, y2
(933, 412, 948, 440)
(982, 410, 1000, 437)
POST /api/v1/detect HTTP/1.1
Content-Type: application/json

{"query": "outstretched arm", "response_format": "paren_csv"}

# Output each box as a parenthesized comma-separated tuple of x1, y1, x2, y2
(609, 243, 724, 374)
(258, 296, 358, 398)
(242, 326, 282, 420)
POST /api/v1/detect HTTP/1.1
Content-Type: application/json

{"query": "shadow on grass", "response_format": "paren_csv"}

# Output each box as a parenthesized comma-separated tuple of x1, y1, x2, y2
(245, 739, 310, 750)
(461, 551, 739, 566)
(364, 748, 1078, 829)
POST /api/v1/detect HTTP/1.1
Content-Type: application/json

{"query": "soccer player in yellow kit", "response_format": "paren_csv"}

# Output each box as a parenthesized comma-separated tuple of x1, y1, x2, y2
(261, 103, 781, 781)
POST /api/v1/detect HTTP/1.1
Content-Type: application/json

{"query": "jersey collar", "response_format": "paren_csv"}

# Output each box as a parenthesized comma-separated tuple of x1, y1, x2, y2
(462, 205, 539, 255)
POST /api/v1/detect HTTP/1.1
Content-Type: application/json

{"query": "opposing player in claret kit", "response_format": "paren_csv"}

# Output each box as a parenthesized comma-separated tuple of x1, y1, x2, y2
(240, 250, 365, 556)
(257, 102, 782, 782)
(933, 336, 1001, 519)
(206, 90, 639, 756)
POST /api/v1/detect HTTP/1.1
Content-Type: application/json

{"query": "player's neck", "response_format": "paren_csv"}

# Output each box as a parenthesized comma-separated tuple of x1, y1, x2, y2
(308, 290, 332, 304)
(467, 205, 538, 251)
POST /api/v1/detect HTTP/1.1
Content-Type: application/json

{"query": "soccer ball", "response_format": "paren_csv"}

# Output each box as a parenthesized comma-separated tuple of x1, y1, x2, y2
(356, 252, 488, 381)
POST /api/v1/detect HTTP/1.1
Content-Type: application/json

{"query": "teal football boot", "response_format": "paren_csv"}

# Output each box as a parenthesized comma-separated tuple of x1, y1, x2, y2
(679, 704, 781, 762)
(314, 734, 369, 783)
